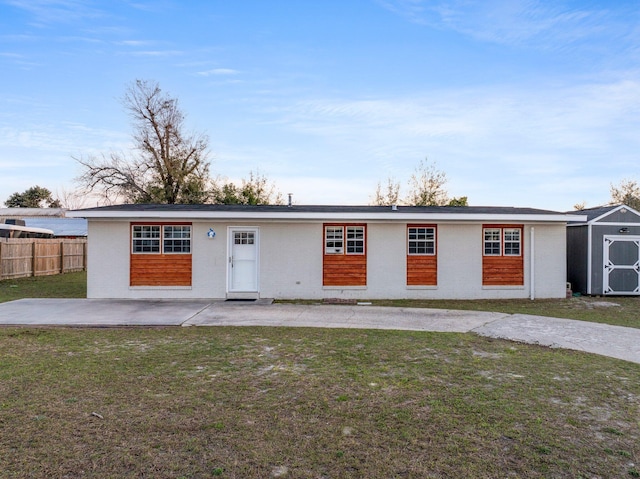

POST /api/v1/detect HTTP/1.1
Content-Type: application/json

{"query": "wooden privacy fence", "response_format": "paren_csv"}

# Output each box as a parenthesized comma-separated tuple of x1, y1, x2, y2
(0, 238, 87, 280)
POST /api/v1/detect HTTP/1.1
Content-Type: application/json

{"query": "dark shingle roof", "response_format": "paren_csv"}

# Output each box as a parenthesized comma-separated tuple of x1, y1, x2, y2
(567, 204, 624, 222)
(72, 203, 564, 215)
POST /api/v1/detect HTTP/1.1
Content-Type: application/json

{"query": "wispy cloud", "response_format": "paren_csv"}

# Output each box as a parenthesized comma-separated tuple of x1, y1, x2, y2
(260, 75, 640, 206)
(197, 68, 240, 77)
(283, 78, 640, 149)
(0, 122, 127, 154)
(377, 0, 635, 50)
(124, 1, 173, 14)
(114, 40, 154, 47)
(125, 49, 183, 57)
(0, 34, 40, 42)
(4, 0, 107, 26)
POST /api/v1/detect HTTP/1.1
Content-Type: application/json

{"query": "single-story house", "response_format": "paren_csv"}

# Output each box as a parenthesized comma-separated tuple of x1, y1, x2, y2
(567, 204, 640, 296)
(68, 204, 585, 300)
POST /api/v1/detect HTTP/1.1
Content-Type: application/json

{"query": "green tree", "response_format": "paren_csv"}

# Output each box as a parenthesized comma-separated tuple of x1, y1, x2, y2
(610, 179, 640, 211)
(4, 186, 61, 208)
(75, 80, 211, 204)
(212, 170, 284, 205)
(447, 196, 468, 206)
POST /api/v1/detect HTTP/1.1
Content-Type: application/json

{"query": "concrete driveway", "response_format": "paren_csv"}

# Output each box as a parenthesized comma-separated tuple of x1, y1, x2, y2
(0, 299, 638, 365)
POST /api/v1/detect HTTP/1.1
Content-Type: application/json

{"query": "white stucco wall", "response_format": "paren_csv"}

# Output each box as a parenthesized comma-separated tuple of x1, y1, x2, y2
(530, 224, 567, 299)
(86, 221, 130, 299)
(85, 219, 568, 300)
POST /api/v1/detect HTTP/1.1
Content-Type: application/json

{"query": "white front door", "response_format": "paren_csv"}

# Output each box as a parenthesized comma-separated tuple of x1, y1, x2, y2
(228, 228, 259, 294)
(603, 235, 640, 295)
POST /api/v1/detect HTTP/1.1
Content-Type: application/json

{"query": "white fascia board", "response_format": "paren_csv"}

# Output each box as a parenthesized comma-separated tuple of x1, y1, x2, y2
(68, 210, 586, 223)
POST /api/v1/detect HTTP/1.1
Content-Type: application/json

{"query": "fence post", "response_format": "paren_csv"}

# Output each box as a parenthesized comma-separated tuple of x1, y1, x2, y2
(83, 241, 87, 271)
(0, 241, 3, 280)
(60, 240, 65, 274)
(32, 241, 37, 277)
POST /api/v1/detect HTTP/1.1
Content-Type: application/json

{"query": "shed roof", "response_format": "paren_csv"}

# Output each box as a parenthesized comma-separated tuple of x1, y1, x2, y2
(567, 204, 640, 225)
(68, 204, 584, 223)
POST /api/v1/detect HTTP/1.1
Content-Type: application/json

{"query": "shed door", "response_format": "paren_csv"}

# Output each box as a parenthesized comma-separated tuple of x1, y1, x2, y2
(603, 236, 640, 295)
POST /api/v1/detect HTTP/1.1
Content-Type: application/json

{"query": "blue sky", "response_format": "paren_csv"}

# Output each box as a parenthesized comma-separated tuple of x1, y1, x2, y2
(1, 0, 639, 209)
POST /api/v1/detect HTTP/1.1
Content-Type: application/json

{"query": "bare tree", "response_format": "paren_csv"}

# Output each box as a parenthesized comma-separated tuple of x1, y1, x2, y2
(404, 158, 449, 206)
(371, 177, 401, 206)
(75, 80, 211, 204)
(610, 179, 640, 211)
(53, 186, 101, 210)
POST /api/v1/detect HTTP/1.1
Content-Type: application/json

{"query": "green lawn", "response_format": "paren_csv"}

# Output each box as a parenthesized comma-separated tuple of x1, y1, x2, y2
(0, 326, 638, 478)
(0, 271, 87, 303)
(1, 273, 639, 477)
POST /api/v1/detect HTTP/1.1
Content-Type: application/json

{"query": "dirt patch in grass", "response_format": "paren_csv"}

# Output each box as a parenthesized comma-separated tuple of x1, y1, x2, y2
(1, 326, 638, 478)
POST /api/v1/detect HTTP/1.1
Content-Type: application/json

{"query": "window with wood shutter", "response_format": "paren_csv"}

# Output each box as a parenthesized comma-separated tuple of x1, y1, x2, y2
(323, 223, 367, 286)
(482, 224, 524, 286)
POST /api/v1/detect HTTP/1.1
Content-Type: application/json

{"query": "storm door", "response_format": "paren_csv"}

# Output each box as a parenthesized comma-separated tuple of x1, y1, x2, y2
(603, 235, 640, 295)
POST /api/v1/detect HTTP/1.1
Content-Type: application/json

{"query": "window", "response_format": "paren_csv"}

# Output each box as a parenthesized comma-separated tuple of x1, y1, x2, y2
(483, 227, 522, 257)
(503, 228, 521, 256)
(484, 228, 501, 256)
(408, 227, 436, 255)
(234, 231, 255, 245)
(132, 224, 191, 254)
(132, 225, 161, 253)
(325, 226, 344, 254)
(324, 225, 365, 255)
(323, 224, 367, 286)
(346, 226, 365, 254)
(164, 225, 192, 253)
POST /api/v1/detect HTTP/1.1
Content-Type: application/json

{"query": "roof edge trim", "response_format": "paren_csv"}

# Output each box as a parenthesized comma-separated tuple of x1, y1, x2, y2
(68, 210, 585, 223)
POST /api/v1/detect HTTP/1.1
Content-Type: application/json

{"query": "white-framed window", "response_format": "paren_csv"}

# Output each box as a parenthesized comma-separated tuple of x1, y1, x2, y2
(164, 225, 192, 253)
(325, 225, 365, 255)
(132, 225, 161, 253)
(346, 226, 365, 254)
(234, 231, 255, 245)
(325, 226, 344, 254)
(483, 228, 501, 256)
(483, 227, 522, 256)
(503, 228, 521, 256)
(132, 224, 191, 254)
(408, 227, 436, 255)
